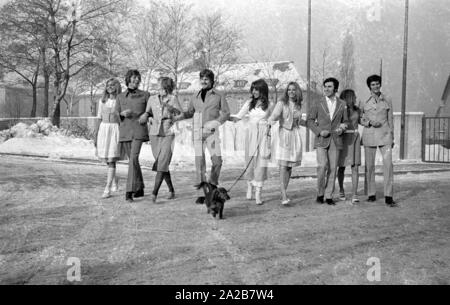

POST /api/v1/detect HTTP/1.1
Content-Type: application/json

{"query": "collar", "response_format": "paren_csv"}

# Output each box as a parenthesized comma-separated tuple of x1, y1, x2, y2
(325, 95, 337, 104)
(125, 88, 139, 97)
(197, 87, 215, 97)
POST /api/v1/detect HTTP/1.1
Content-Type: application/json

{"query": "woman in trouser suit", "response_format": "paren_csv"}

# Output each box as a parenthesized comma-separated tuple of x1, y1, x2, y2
(116, 70, 151, 202)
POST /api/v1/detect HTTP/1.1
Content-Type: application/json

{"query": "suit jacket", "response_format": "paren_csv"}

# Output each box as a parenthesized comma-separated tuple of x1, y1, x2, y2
(183, 88, 230, 141)
(147, 94, 182, 136)
(307, 97, 349, 149)
(184, 88, 230, 125)
(360, 93, 394, 147)
(115, 89, 151, 142)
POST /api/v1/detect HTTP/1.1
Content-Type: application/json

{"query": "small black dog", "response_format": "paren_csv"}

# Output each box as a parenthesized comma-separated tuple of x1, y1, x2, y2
(195, 182, 230, 219)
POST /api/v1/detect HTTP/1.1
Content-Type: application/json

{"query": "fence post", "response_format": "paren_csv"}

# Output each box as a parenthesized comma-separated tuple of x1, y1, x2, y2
(421, 116, 426, 162)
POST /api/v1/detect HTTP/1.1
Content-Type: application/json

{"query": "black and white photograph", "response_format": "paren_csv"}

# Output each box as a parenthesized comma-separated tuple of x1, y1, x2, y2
(0, 0, 449, 290)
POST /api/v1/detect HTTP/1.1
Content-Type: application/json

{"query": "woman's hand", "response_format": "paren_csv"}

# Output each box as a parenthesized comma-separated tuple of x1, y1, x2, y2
(120, 109, 132, 118)
(138, 113, 149, 125)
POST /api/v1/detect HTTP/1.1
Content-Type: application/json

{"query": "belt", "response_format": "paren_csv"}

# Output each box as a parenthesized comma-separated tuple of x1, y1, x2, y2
(344, 129, 358, 134)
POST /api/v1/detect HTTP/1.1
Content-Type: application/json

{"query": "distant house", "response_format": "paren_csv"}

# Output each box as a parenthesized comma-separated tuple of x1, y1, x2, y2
(76, 61, 321, 117)
(437, 74, 450, 117)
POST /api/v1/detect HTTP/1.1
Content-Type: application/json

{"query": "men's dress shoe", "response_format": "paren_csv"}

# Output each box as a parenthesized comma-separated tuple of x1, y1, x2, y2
(125, 192, 133, 202)
(167, 192, 176, 200)
(316, 196, 324, 204)
(326, 198, 336, 205)
(367, 195, 376, 202)
(196, 196, 205, 204)
(385, 196, 398, 207)
(134, 189, 144, 198)
(151, 194, 157, 203)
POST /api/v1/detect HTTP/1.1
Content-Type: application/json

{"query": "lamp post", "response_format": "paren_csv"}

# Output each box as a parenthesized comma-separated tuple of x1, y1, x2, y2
(400, 0, 409, 159)
(306, 0, 311, 152)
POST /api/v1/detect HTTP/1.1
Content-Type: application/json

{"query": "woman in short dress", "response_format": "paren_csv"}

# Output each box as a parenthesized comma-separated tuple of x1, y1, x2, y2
(231, 79, 273, 205)
(337, 89, 361, 204)
(145, 77, 182, 203)
(268, 82, 306, 205)
(95, 78, 123, 198)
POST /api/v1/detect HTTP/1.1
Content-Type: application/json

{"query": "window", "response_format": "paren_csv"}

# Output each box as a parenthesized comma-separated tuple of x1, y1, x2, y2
(178, 82, 191, 90)
(234, 80, 248, 88)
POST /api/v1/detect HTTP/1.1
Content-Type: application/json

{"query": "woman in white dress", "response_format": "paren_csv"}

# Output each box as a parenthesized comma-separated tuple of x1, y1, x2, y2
(268, 82, 306, 205)
(94, 78, 123, 198)
(231, 79, 273, 205)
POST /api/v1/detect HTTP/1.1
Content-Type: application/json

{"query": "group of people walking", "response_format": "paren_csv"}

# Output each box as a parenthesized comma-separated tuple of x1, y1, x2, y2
(94, 68, 397, 208)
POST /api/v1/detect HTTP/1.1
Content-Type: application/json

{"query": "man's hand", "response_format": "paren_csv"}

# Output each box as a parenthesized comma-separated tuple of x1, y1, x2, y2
(320, 130, 330, 138)
(204, 120, 220, 133)
(335, 128, 344, 136)
(138, 113, 149, 125)
(120, 109, 132, 118)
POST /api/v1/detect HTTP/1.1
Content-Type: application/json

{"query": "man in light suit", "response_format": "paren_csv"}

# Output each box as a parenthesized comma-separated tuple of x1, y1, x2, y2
(360, 74, 397, 207)
(179, 69, 230, 203)
(307, 77, 349, 205)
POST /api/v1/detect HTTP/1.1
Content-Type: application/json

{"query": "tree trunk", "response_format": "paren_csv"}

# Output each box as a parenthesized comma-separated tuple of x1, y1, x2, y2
(51, 98, 61, 127)
(30, 85, 37, 117)
(43, 72, 50, 117)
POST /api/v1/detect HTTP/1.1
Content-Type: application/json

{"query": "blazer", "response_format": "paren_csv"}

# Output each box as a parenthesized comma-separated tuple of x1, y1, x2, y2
(307, 97, 349, 149)
(183, 88, 230, 125)
(360, 93, 394, 147)
(146, 94, 182, 136)
(115, 89, 151, 142)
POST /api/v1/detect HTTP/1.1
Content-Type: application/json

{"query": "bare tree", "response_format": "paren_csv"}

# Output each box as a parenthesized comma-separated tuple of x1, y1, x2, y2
(0, 0, 47, 117)
(154, 0, 194, 91)
(131, 3, 167, 91)
(193, 12, 241, 85)
(34, 0, 124, 127)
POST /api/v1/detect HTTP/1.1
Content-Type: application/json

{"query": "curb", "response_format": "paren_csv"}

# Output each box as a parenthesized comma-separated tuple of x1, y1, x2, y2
(2, 152, 450, 179)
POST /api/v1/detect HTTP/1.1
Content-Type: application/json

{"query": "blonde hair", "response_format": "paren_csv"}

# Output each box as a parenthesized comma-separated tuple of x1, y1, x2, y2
(102, 78, 122, 103)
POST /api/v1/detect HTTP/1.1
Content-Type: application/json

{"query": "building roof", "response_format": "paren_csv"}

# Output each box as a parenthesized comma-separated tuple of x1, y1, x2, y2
(442, 74, 450, 102)
(79, 61, 308, 96)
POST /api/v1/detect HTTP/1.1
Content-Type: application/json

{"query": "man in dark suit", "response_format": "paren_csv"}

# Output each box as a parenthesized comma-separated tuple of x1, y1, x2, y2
(116, 69, 151, 202)
(307, 77, 349, 205)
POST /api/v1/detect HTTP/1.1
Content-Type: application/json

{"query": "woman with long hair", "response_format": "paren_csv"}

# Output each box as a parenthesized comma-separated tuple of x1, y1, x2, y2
(230, 79, 273, 205)
(337, 89, 361, 204)
(268, 82, 306, 205)
(94, 78, 123, 198)
(145, 77, 182, 203)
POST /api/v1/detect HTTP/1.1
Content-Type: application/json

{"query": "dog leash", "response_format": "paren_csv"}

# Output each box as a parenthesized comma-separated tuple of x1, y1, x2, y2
(227, 123, 271, 193)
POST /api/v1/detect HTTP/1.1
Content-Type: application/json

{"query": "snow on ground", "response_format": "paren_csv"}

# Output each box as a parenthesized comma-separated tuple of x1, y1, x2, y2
(0, 119, 352, 169)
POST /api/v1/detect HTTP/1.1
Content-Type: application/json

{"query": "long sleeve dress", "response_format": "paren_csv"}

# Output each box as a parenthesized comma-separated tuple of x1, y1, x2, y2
(234, 100, 272, 187)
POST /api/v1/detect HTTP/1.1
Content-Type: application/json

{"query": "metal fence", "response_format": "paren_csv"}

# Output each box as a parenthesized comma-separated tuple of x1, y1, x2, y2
(422, 117, 450, 163)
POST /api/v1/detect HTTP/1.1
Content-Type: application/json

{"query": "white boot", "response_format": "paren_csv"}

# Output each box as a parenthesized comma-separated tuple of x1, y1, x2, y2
(102, 167, 114, 198)
(255, 187, 263, 205)
(246, 181, 254, 200)
(111, 176, 119, 192)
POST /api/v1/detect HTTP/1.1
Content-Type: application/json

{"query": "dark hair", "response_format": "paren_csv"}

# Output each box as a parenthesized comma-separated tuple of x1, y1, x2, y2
(159, 77, 175, 94)
(249, 79, 269, 111)
(323, 77, 339, 92)
(102, 78, 122, 103)
(125, 69, 141, 87)
(199, 69, 215, 86)
(366, 74, 382, 88)
(282, 82, 303, 109)
(339, 89, 358, 112)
